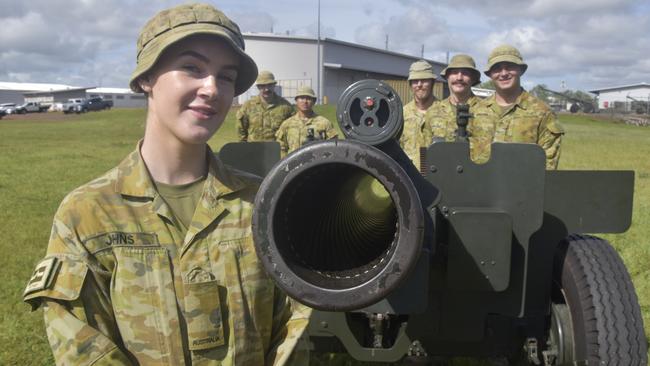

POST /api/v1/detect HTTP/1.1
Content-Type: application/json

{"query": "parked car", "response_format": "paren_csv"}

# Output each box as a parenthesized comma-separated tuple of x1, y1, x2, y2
(0, 103, 25, 114)
(19, 102, 50, 113)
(63, 97, 113, 114)
(85, 97, 113, 111)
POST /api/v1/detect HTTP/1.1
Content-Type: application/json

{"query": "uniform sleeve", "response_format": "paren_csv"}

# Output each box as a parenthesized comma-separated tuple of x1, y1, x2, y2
(275, 122, 289, 158)
(538, 110, 564, 169)
(421, 109, 434, 146)
(237, 104, 249, 142)
(325, 120, 338, 140)
(264, 290, 312, 366)
(24, 216, 133, 365)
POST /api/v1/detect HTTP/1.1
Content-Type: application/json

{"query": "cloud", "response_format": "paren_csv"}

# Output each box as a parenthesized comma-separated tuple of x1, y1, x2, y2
(353, 7, 456, 58)
(382, 0, 650, 89)
(230, 11, 276, 33)
(0, 0, 648, 91)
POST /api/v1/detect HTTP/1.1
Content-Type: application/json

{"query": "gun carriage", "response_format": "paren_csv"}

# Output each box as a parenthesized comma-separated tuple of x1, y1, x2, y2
(221, 80, 646, 365)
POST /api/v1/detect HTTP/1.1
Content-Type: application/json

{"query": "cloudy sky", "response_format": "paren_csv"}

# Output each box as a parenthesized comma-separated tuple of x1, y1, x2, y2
(1, 0, 648, 93)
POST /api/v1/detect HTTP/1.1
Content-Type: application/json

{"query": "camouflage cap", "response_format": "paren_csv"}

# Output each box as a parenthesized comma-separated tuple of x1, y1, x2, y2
(484, 44, 528, 76)
(129, 3, 258, 96)
(295, 86, 316, 99)
(408, 60, 436, 81)
(255, 70, 277, 85)
(440, 54, 481, 86)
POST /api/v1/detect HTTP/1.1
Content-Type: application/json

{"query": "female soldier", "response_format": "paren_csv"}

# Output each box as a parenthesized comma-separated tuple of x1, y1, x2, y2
(23, 3, 309, 365)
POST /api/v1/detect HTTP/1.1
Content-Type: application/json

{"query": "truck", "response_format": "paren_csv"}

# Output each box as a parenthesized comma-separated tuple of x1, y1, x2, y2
(18, 102, 50, 113)
(219, 80, 647, 365)
(63, 97, 113, 114)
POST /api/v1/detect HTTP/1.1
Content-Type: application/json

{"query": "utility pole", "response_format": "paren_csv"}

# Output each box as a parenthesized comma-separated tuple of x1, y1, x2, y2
(385, 34, 388, 50)
(421, 44, 424, 58)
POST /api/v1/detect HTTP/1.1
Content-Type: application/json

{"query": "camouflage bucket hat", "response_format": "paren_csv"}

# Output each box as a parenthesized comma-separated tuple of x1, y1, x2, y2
(440, 54, 481, 86)
(295, 86, 316, 99)
(129, 3, 258, 96)
(484, 44, 528, 76)
(408, 60, 436, 81)
(255, 70, 277, 85)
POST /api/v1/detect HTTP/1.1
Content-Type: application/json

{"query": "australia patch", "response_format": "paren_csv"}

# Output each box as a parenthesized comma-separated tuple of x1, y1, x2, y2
(24, 257, 60, 296)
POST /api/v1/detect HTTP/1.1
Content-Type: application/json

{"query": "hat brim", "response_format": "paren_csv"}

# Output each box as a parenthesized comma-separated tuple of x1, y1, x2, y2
(440, 67, 482, 86)
(129, 24, 258, 96)
(407, 71, 437, 81)
(483, 57, 528, 76)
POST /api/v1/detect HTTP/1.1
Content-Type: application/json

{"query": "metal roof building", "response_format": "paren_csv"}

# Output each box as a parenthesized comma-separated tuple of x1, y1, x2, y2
(241, 33, 448, 105)
(0, 82, 145, 109)
(589, 83, 650, 111)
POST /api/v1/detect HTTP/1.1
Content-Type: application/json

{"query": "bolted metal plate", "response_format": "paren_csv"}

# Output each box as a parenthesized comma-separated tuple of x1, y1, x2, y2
(448, 209, 512, 291)
(218, 141, 281, 177)
(426, 142, 546, 289)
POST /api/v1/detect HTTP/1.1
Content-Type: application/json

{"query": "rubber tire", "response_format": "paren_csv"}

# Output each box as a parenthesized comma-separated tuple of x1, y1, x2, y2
(554, 234, 647, 365)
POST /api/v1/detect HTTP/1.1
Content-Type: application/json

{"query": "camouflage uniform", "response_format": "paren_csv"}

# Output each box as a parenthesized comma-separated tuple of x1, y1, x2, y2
(275, 114, 337, 156)
(237, 95, 294, 142)
(470, 90, 564, 169)
(23, 145, 311, 365)
(424, 95, 481, 142)
(399, 100, 433, 170)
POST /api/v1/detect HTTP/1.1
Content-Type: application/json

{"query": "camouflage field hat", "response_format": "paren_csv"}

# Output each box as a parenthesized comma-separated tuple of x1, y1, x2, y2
(484, 44, 528, 76)
(129, 3, 258, 96)
(408, 60, 436, 81)
(255, 70, 277, 85)
(295, 86, 316, 99)
(440, 54, 481, 86)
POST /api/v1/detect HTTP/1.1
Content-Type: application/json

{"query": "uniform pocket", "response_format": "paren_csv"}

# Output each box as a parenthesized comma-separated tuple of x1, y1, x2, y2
(183, 280, 226, 351)
(286, 128, 302, 152)
(111, 246, 184, 362)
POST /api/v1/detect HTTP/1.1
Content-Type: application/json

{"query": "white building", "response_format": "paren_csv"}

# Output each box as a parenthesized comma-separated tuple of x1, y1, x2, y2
(241, 33, 448, 105)
(0, 82, 146, 109)
(0, 82, 74, 105)
(589, 83, 650, 112)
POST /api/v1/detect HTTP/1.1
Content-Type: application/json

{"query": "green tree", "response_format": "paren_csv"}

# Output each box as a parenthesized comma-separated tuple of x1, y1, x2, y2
(530, 84, 552, 104)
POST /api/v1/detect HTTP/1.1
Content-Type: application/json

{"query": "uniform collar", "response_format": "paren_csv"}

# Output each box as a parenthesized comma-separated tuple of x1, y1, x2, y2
(485, 88, 528, 110)
(259, 93, 280, 108)
(115, 140, 246, 200)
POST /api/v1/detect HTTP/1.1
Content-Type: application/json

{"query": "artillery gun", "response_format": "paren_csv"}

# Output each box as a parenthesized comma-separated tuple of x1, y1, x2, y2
(538, 86, 596, 114)
(220, 80, 647, 365)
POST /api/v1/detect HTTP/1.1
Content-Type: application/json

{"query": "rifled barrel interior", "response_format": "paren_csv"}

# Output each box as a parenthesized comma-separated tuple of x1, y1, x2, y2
(273, 163, 398, 290)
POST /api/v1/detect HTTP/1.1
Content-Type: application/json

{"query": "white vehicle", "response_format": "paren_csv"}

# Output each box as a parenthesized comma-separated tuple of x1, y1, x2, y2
(0, 103, 25, 114)
(19, 102, 49, 113)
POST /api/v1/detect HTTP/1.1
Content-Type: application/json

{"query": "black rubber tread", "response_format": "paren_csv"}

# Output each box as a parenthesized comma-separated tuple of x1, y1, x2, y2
(554, 234, 647, 365)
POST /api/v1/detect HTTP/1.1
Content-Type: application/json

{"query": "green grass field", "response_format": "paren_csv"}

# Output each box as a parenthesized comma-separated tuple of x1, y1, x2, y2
(0, 108, 648, 364)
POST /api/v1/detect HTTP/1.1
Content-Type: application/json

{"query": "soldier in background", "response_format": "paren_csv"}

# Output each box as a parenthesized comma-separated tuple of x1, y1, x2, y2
(399, 60, 438, 170)
(237, 70, 295, 142)
(471, 45, 564, 169)
(23, 3, 309, 365)
(424, 54, 481, 141)
(275, 86, 337, 157)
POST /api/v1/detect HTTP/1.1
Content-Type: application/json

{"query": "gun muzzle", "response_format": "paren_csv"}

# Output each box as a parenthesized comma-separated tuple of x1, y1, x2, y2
(252, 139, 424, 311)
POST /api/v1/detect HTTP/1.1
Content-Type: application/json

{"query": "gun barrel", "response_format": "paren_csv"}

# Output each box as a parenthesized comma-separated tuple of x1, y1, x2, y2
(253, 139, 424, 311)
